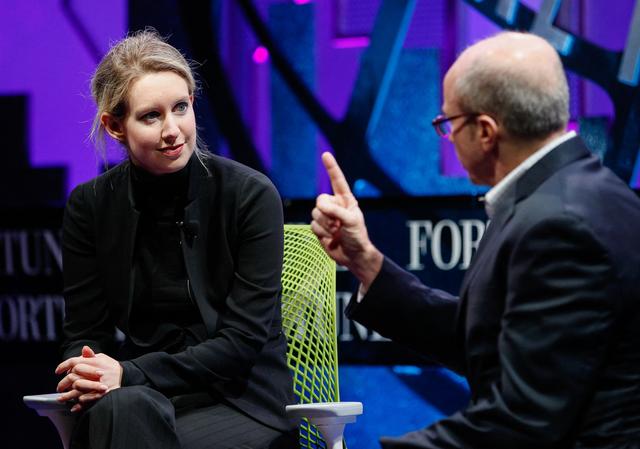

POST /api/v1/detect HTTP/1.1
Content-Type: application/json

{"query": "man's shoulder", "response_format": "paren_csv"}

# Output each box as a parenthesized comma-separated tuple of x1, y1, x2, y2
(511, 156, 640, 252)
(521, 149, 634, 206)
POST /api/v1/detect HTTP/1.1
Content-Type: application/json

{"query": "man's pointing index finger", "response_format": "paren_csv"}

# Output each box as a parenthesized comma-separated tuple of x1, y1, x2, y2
(321, 152, 352, 196)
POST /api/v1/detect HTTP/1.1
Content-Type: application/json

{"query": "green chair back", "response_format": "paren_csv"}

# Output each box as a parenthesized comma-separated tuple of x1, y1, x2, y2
(282, 225, 340, 448)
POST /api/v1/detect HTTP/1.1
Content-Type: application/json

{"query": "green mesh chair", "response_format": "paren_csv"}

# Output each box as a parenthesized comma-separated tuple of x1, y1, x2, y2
(282, 225, 362, 449)
(24, 225, 362, 449)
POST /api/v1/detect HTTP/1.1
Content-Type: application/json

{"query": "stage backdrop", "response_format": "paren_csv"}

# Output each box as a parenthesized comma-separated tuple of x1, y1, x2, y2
(2, 0, 640, 448)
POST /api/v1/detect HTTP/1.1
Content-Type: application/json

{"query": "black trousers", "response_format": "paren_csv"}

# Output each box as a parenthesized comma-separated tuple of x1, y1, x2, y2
(69, 386, 298, 449)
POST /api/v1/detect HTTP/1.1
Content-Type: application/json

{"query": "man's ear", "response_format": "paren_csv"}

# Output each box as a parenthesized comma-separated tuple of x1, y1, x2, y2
(476, 114, 499, 153)
(101, 113, 125, 142)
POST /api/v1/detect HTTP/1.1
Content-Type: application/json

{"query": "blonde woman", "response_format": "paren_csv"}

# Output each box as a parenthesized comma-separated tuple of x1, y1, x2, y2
(55, 30, 297, 449)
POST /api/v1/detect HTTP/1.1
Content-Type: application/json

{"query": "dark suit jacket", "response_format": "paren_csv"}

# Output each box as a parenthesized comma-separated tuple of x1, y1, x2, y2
(61, 155, 296, 432)
(348, 136, 640, 448)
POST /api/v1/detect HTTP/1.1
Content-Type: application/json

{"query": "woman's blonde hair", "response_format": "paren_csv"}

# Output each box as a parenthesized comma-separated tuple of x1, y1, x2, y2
(90, 28, 209, 163)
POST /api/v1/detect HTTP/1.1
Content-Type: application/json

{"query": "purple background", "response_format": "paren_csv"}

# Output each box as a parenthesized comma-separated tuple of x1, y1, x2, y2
(1, 0, 637, 197)
(0, 1, 126, 194)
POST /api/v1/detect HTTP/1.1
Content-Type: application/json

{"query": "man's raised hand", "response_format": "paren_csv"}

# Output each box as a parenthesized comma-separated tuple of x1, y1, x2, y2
(311, 152, 383, 290)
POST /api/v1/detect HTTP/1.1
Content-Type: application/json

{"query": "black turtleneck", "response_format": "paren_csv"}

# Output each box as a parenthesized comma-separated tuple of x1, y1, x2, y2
(125, 156, 205, 356)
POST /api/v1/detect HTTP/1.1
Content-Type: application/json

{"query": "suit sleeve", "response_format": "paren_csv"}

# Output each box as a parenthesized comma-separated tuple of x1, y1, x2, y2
(61, 183, 116, 360)
(380, 214, 615, 449)
(346, 257, 463, 372)
(124, 173, 284, 395)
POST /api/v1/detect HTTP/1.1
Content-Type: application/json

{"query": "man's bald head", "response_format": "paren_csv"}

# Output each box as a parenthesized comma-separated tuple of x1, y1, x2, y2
(446, 32, 569, 140)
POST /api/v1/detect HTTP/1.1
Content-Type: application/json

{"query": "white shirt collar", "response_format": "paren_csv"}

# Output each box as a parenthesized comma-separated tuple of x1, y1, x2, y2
(483, 131, 576, 218)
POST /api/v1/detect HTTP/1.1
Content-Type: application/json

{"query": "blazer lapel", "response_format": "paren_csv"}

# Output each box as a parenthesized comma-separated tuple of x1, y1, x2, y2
(125, 167, 140, 324)
(458, 197, 513, 300)
(103, 163, 140, 330)
(182, 159, 219, 335)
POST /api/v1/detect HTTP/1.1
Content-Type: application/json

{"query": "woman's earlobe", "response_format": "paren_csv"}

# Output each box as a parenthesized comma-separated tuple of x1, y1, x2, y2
(102, 113, 125, 142)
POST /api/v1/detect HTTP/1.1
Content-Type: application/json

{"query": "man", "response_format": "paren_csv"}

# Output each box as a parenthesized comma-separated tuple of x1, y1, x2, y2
(311, 32, 640, 448)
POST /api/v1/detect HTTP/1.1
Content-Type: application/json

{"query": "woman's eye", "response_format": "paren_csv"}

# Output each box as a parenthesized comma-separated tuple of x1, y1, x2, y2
(141, 111, 159, 121)
(175, 102, 189, 113)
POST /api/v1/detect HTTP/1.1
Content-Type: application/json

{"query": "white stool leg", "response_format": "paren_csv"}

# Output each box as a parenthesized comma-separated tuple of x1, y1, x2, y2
(38, 409, 75, 449)
(24, 394, 76, 449)
(316, 423, 345, 449)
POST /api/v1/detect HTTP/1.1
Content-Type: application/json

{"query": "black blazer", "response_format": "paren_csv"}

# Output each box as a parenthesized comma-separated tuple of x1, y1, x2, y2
(348, 136, 640, 448)
(61, 155, 296, 432)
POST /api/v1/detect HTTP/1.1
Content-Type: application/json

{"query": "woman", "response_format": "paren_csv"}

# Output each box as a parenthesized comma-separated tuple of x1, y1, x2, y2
(54, 29, 297, 449)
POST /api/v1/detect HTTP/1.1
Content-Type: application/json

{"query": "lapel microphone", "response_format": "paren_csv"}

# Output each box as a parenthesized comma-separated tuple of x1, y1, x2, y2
(178, 220, 200, 240)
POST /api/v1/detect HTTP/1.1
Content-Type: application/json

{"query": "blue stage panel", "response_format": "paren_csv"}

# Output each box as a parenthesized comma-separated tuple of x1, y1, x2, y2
(339, 364, 470, 447)
(366, 49, 483, 197)
(270, 3, 317, 198)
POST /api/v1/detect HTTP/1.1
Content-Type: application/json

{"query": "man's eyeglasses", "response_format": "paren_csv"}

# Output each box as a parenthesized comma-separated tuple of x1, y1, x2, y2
(432, 113, 480, 138)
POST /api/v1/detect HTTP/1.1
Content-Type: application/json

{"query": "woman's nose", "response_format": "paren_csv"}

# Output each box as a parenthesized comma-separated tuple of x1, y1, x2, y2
(162, 116, 179, 143)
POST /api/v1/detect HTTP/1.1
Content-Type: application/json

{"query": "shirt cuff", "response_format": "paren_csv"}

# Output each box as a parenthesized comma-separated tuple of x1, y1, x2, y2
(356, 283, 367, 303)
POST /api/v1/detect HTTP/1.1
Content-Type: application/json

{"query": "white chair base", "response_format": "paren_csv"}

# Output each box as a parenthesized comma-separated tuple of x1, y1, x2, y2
(25, 394, 363, 449)
(23, 393, 76, 449)
(286, 402, 363, 449)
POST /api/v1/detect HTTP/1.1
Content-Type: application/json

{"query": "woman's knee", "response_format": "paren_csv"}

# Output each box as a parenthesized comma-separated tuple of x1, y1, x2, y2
(72, 386, 180, 449)
(90, 385, 171, 417)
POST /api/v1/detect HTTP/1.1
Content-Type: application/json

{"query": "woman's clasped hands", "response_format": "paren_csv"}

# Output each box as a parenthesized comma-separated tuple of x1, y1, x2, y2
(55, 345, 123, 412)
